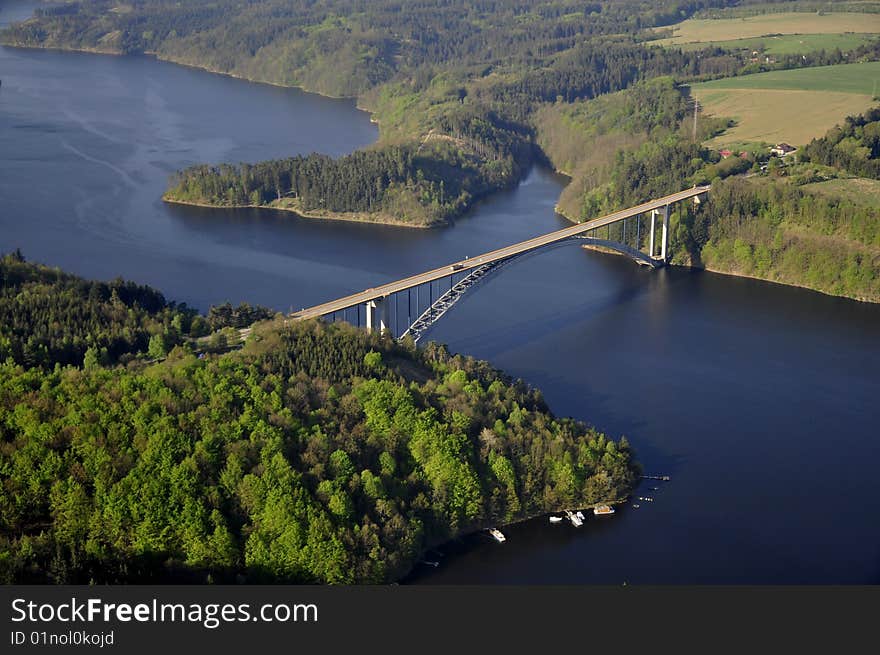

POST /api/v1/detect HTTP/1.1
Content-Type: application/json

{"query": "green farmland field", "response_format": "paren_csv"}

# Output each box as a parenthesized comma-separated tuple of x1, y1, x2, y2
(696, 61, 880, 95)
(692, 62, 880, 147)
(669, 33, 876, 55)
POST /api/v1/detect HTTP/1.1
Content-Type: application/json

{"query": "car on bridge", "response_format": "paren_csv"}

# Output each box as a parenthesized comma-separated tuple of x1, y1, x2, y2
(450, 263, 465, 272)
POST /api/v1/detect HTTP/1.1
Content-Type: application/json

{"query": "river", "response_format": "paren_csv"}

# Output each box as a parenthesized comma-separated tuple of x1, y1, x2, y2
(2, 0, 879, 584)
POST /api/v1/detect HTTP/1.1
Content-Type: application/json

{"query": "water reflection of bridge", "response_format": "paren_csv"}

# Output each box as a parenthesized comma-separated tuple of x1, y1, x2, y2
(290, 186, 710, 342)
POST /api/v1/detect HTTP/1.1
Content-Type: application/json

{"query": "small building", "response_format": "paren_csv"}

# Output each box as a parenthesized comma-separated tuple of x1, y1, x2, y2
(719, 149, 733, 158)
(770, 143, 797, 157)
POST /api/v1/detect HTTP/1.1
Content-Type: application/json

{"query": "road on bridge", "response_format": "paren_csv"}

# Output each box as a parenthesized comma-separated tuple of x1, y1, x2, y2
(291, 185, 709, 321)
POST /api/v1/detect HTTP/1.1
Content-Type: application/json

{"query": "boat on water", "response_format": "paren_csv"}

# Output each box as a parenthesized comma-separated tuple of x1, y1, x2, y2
(593, 504, 615, 516)
(632, 504, 640, 509)
(488, 528, 506, 543)
(576, 511, 585, 521)
(565, 510, 583, 527)
(549, 516, 563, 523)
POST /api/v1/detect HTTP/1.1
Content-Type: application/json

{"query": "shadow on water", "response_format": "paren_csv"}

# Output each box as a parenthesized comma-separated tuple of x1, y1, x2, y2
(428, 250, 661, 360)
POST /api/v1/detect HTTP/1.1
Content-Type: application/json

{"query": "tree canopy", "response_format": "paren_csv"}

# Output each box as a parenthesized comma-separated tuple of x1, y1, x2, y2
(0, 265, 639, 584)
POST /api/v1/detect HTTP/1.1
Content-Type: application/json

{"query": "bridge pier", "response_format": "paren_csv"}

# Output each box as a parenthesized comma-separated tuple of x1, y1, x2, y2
(366, 297, 390, 333)
(660, 204, 670, 262)
(648, 205, 670, 262)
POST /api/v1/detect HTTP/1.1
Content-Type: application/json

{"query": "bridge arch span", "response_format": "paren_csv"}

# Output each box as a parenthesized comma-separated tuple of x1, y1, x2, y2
(290, 186, 710, 339)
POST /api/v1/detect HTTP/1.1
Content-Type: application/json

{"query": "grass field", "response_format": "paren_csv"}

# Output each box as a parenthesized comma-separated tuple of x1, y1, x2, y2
(654, 12, 880, 45)
(670, 32, 876, 55)
(696, 60, 880, 94)
(802, 178, 880, 206)
(692, 61, 880, 147)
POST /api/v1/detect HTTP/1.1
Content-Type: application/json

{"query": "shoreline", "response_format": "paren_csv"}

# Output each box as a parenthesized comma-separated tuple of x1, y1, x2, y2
(553, 187, 878, 304)
(576, 229, 878, 304)
(149, 53, 363, 103)
(0, 40, 375, 109)
(162, 195, 443, 229)
(404, 497, 631, 581)
(694, 262, 878, 304)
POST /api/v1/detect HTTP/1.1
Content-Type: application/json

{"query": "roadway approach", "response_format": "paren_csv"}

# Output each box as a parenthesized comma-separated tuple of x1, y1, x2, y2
(289, 185, 710, 336)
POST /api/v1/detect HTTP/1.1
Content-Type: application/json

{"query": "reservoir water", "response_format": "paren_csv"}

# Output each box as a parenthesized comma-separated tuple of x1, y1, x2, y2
(2, 0, 879, 584)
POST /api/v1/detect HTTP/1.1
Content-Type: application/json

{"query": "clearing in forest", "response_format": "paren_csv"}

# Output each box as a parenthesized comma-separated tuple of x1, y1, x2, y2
(691, 61, 880, 147)
(802, 178, 880, 207)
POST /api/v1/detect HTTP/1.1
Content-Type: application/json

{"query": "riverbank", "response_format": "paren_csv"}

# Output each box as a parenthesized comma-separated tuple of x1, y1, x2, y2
(581, 235, 878, 303)
(554, 183, 880, 304)
(405, 497, 631, 580)
(162, 195, 444, 229)
(696, 262, 879, 304)
(1, 40, 371, 104)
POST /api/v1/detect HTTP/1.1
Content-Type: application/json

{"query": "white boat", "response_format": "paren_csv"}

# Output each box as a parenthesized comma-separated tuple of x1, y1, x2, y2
(549, 516, 563, 523)
(593, 504, 615, 516)
(565, 510, 583, 527)
(488, 528, 506, 543)
(576, 511, 585, 521)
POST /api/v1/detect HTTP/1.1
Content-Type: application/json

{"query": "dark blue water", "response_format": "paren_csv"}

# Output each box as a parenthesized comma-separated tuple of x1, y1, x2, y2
(2, 0, 879, 584)
(421, 259, 880, 583)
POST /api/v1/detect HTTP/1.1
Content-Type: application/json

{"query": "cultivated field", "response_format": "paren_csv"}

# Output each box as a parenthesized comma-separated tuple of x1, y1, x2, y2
(691, 61, 880, 147)
(654, 11, 880, 46)
(670, 32, 875, 55)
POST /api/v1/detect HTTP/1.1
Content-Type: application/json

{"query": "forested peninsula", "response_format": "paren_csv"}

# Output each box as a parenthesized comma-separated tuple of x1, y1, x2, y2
(3, 0, 879, 297)
(0, 253, 639, 584)
(163, 118, 532, 228)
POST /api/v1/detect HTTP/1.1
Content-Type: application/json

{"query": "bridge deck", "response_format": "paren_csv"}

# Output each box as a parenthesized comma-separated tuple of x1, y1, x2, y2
(291, 186, 709, 320)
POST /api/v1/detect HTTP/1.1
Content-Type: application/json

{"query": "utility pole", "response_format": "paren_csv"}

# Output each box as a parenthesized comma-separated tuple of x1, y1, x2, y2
(692, 98, 699, 143)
